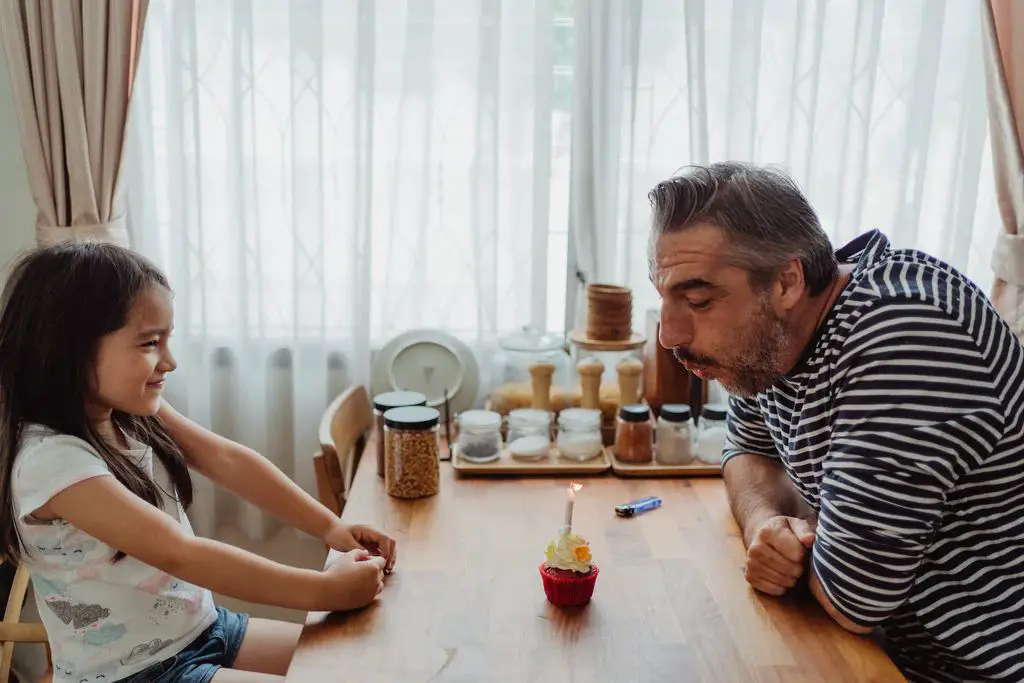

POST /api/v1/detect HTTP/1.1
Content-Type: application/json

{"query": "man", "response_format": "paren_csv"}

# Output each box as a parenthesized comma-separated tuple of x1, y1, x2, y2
(649, 162, 1024, 682)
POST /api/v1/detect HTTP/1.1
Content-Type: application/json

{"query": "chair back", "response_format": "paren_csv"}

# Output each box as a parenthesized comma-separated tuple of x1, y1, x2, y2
(313, 385, 373, 516)
(0, 562, 49, 683)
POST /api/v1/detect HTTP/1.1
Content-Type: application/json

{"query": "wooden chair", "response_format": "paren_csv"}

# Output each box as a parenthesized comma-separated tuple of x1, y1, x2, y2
(0, 563, 48, 683)
(313, 385, 373, 517)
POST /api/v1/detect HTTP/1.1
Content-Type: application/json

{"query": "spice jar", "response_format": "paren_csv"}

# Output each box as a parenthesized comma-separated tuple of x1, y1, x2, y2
(373, 391, 427, 478)
(456, 409, 503, 463)
(556, 408, 603, 461)
(695, 403, 728, 465)
(506, 409, 552, 460)
(384, 406, 441, 499)
(614, 404, 653, 464)
(655, 404, 695, 465)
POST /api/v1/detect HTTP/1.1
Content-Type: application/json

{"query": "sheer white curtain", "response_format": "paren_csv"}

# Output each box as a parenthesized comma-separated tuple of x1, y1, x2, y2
(570, 0, 1001, 327)
(125, 0, 572, 539)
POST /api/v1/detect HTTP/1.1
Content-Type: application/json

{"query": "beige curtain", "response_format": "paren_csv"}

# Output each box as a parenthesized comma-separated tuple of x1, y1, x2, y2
(0, 0, 148, 248)
(983, 0, 1024, 340)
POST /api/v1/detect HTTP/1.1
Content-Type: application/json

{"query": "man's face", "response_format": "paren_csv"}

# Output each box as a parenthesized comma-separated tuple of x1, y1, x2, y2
(651, 223, 793, 397)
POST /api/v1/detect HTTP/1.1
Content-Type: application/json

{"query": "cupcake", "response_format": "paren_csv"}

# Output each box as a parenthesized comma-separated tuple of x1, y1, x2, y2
(539, 527, 599, 606)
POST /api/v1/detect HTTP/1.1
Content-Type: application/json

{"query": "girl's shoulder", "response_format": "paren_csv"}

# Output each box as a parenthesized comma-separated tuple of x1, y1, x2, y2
(17, 423, 103, 463)
(13, 424, 112, 505)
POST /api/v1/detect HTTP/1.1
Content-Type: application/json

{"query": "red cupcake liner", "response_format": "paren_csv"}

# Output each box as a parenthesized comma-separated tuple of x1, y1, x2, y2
(539, 562, 599, 607)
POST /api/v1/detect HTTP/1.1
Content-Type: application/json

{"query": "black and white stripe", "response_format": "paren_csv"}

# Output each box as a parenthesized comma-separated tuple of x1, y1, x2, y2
(724, 230, 1024, 682)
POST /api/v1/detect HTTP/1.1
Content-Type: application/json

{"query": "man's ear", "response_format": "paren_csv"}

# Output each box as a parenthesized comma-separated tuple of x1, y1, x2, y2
(774, 258, 806, 309)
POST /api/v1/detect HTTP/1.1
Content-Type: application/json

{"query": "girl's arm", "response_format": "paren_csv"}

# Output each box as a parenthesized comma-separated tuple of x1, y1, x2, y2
(39, 476, 384, 612)
(157, 401, 396, 570)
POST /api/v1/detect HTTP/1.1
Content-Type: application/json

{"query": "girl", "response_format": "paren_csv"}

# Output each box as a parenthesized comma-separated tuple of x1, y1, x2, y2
(0, 242, 397, 683)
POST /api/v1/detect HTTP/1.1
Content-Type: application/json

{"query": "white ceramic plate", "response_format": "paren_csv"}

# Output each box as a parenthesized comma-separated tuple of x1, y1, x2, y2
(371, 329, 480, 415)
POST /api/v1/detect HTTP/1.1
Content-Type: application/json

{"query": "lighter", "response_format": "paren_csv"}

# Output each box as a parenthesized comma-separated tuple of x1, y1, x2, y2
(614, 495, 663, 517)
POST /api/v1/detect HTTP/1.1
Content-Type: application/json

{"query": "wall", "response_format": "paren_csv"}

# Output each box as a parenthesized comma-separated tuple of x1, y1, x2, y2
(0, 49, 37, 276)
(0, 52, 47, 682)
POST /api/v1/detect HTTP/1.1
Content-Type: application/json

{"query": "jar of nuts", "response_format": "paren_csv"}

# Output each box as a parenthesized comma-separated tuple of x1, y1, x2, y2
(384, 405, 441, 499)
(373, 391, 427, 478)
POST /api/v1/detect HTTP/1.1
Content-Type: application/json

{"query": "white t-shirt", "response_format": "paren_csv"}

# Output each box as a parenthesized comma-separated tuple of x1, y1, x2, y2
(12, 425, 217, 683)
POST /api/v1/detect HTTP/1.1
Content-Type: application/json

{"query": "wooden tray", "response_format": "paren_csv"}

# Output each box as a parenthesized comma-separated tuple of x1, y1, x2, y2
(610, 454, 721, 478)
(451, 444, 612, 477)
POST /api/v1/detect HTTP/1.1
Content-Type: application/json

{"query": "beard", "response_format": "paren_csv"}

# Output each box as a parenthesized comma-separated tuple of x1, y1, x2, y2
(673, 298, 792, 398)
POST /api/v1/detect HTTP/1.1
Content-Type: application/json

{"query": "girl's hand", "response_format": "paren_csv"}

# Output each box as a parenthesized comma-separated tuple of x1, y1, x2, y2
(320, 549, 386, 611)
(324, 521, 397, 573)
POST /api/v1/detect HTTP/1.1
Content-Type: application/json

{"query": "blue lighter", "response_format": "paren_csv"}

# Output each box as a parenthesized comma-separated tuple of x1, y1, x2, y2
(615, 495, 663, 518)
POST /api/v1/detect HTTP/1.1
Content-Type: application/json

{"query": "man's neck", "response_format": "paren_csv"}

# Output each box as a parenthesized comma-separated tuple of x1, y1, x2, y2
(782, 264, 856, 373)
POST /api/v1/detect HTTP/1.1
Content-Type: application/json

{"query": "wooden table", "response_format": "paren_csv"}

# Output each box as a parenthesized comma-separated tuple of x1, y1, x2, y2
(288, 447, 905, 682)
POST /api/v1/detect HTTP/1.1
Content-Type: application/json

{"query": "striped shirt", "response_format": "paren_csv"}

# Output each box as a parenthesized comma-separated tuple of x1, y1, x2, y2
(723, 230, 1024, 682)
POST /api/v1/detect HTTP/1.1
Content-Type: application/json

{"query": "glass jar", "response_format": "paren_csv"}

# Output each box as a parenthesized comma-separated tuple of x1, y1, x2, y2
(506, 408, 552, 460)
(373, 391, 427, 478)
(384, 406, 441, 499)
(488, 327, 571, 413)
(568, 343, 644, 387)
(556, 408, 603, 461)
(655, 404, 695, 465)
(614, 404, 653, 464)
(695, 403, 728, 465)
(567, 341, 646, 425)
(456, 409, 503, 463)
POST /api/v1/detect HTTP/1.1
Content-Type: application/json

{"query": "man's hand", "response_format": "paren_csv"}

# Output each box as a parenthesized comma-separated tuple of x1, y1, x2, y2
(744, 515, 816, 596)
(324, 521, 397, 573)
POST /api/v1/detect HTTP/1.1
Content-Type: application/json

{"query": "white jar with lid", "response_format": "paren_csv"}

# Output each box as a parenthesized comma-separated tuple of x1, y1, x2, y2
(556, 408, 603, 461)
(695, 403, 728, 465)
(655, 404, 696, 465)
(506, 409, 552, 460)
(456, 409, 503, 463)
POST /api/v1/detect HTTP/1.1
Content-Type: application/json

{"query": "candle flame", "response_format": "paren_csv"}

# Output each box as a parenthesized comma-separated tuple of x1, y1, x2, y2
(568, 482, 582, 500)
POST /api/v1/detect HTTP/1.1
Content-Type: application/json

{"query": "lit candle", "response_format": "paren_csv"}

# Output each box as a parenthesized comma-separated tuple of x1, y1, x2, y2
(563, 482, 583, 530)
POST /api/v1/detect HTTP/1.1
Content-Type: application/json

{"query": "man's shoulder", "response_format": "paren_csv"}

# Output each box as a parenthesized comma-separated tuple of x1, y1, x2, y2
(841, 247, 1005, 342)
(854, 247, 980, 308)
(828, 248, 1024, 402)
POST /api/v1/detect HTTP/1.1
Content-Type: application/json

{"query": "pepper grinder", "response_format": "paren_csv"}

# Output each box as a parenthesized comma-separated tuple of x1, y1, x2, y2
(577, 358, 605, 410)
(617, 357, 643, 406)
(529, 361, 556, 411)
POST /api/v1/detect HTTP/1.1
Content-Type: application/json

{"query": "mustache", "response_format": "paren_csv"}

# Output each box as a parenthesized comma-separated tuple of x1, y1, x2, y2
(673, 346, 716, 367)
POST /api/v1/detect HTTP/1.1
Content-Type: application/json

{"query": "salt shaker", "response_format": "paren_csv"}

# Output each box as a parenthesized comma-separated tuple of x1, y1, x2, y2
(695, 403, 728, 465)
(655, 404, 695, 465)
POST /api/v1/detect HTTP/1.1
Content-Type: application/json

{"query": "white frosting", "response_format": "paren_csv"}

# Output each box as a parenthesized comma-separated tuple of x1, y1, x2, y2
(544, 530, 593, 573)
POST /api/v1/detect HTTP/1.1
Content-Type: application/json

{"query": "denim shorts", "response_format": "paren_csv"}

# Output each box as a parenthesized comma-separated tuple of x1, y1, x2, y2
(118, 607, 249, 683)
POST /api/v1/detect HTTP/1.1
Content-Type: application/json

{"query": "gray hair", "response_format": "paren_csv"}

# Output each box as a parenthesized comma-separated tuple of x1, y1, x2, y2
(647, 162, 838, 296)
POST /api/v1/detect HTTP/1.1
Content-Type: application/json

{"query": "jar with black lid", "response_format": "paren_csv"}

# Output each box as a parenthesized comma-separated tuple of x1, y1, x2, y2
(614, 404, 653, 464)
(384, 405, 441, 499)
(373, 391, 427, 477)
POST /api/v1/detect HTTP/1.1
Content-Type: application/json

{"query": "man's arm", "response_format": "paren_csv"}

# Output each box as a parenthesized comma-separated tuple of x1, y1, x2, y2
(808, 570, 873, 634)
(809, 300, 1004, 633)
(723, 453, 815, 547)
(722, 396, 818, 596)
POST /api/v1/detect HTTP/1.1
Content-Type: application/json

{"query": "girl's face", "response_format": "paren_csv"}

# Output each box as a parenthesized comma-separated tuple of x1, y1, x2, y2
(90, 285, 177, 419)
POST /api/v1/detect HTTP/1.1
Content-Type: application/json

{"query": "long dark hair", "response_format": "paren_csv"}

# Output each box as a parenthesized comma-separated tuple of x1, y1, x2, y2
(0, 241, 193, 563)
